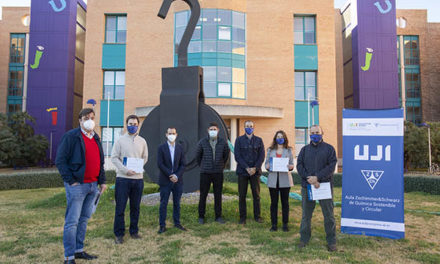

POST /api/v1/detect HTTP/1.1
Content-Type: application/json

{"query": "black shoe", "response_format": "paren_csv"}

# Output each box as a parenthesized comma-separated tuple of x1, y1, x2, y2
(297, 241, 307, 249)
(158, 226, 166, 234)
(74, 251, 98, 260)
(130, 233, 142, 239)
(239, 218, 246, 224)
(175, 224, 187, 231)
(115, 236, 124, 244)
(327, 244, 337, 252)
(215, 217, 226, 224)
(282, 225, 289, 232)
(255, 217, 263, 223)
(270, 226, 277, 232)
(64, 260, 76, 264)
(198, 218, 205, 224)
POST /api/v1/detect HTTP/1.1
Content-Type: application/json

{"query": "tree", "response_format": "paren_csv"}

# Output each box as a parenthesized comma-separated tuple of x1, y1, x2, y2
(0, 113, 19, 165)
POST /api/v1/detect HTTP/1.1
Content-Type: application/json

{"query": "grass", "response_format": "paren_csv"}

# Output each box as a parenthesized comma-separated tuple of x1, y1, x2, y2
(0, 182, 439, 263)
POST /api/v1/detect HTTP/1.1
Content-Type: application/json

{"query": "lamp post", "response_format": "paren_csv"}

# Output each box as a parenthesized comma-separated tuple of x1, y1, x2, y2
(421, 123, 432, 173)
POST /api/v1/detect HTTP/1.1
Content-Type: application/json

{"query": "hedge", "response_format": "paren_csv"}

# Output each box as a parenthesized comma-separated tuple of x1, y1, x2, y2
(0, 171, 438, 195)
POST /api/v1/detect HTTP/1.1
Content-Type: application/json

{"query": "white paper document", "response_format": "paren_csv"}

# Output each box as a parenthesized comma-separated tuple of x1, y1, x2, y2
(271, 157, 289, 172)
(307, 182, 332, 201)
(124, 157, 144, 173)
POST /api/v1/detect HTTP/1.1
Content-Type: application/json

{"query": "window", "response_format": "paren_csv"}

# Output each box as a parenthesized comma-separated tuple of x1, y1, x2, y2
(105, 15, 127, 43)
(8, 67, 24, 96)
(101, 127, 123, 156)
(7, 103, 22, 115)
(406, 102, 422, 125)
(10, 34, 26, 64)
(295, 71, 317, 100)
(295, 128, 308, 156)
(403, 36, 419, 66)
(103, 71, 125, 99)
(294, 16, 316, 44)
(174, 9, 246, 99)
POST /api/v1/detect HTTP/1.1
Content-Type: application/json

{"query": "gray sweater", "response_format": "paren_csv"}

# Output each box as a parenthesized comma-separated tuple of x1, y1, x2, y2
(111, 133, 148, 179)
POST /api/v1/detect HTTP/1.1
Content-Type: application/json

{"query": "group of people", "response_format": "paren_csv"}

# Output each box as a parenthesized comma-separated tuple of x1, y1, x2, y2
(56, 108, 338, 264)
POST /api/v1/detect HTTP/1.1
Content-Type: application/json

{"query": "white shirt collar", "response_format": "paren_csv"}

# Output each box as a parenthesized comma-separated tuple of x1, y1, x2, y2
(81, 128, 95, 139)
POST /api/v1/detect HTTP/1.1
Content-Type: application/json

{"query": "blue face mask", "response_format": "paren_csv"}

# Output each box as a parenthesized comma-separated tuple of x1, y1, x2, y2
(276, 138, 285, 145)
(127, 125, 138, 134)
(245, 127, 254, 135)
(310, 134, 322, 143)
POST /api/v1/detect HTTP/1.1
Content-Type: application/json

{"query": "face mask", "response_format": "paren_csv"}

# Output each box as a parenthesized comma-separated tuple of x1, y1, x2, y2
(310, 134, 322, 143)
(167, 134, 176, 142)
(276, 138, 285, 145)
(245, 127, 254, 135)
(127, 125, 138, 134)
(209, 130, 218, 138)
(83, 119, 95, 131)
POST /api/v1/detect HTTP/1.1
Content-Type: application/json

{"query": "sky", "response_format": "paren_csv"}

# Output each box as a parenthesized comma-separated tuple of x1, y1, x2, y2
(1, 0, 439, 22)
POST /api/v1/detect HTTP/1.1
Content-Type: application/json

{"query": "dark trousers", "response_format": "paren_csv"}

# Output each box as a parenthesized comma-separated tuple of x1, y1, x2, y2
(269, 187, 290, 227)
(159, 182, 183, 227)
(300, 187, 336, 245)
(198, 173, 224, 219)
(238, 174, 261, 220)
(113, 178, 144, 237)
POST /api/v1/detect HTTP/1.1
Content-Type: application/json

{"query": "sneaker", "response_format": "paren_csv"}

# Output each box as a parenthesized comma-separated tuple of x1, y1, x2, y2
(115, 236, 124, 244)
(74, 252, 98, 260)
(175, 224, 187, 231)
(130, 233, 142, 239)
(215, 217, 226, 224)
(327, 244, 337, 252)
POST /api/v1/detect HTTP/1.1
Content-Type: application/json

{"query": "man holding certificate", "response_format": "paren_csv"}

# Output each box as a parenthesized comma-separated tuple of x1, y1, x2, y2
(296, 125, 338, 252)
(111, 115, 148, 244)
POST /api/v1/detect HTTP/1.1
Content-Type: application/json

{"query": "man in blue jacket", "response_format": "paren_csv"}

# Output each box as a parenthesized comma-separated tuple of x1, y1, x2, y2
(157, 127, 186, 234)
(234, 120, 265, 224)
(56, 108, 107, 264)
(296, 125, 338, 252)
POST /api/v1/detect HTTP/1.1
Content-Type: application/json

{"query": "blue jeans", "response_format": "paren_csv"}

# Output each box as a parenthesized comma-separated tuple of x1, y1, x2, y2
(159, 182, 183, 227)
(63, 182, 99, 260)
(114, 178, 144, 237)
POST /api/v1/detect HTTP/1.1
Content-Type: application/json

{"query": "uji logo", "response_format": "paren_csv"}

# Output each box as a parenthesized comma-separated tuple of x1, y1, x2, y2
(361, 170, 384, 190)
(354, 145, 391, 161)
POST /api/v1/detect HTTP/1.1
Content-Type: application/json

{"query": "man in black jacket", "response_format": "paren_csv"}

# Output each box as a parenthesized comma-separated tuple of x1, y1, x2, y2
(196, 122, 230, 224)
(234, 120, 265, 224)
(296, 125, 338, 252)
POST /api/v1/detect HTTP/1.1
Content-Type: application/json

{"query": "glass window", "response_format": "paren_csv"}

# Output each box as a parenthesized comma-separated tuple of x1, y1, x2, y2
(202, 9, 217, 24)
(203, 25, 217, 40)
(10, 34, 26, 64)
(76, 4, 87, 27)
(192, 26, 201, 40)
(403, 36, 419, 66)
(203, 66, 216, 81)
(176, 11, 188, 27)
(294, 16, 316, 44)
(295, 128, 308, 156)
(175, 27, 185, 44)
(232, 83, 245, 99)
(203, 81, 217, 97)
(7, 103, 22, 115)
(295, 71, 316, 100)
(405, 69, 420, 98)
(103, 71, 125, 99)
(218, 41, 232, 53)
(105, 15, 127, 43)
(217, 67, 232, 82)
(232, 28, 245, 43)
(188, 41, 201, 53)
(218, 83, 231, 97)
(232, 42, 245, 55)
(8, 67, 24, 96)
(218, 10, 232, 25)
(218, 26, 231, 40)
(232, 68, 245, 83)
(202, 41, 216, 52)
(232, 11, 245, 29)
(102, 127, 123, 156)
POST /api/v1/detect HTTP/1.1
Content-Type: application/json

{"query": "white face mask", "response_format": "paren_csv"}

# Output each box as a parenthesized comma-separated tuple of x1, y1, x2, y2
(209, 130, 218, 138)
(167, 134, 176, 142)
(83, 119, 95, 131)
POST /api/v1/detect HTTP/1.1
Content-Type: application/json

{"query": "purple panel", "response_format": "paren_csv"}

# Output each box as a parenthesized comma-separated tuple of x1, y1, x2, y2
(351, 0, 399, 109)
(27, 0, 85, 162)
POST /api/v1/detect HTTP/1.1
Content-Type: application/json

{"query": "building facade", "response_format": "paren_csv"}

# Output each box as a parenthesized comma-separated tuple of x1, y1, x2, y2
(0, 7, 30, 115)
(82, 0, 339, 168)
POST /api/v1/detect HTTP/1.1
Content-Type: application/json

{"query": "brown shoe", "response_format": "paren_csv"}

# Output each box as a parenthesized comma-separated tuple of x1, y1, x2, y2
(327, 244, 337, 252)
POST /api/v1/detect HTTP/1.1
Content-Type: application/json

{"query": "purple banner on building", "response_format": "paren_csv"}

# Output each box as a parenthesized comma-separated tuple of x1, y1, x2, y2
(351, 0, 399, 109)
(27, 0, 86, 162)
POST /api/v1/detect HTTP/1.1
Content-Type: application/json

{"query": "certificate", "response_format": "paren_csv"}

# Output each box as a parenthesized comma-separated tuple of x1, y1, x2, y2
(270, 157, 289, 172)
(307, 182, 332, 201)
(123, 157, 144, 173)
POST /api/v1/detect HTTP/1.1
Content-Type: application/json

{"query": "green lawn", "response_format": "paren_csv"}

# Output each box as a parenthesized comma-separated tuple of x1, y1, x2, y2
(0, 182, 439, 264)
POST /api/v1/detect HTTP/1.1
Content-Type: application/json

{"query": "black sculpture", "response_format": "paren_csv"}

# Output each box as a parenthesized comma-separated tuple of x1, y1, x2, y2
(140, 0, 229, 192)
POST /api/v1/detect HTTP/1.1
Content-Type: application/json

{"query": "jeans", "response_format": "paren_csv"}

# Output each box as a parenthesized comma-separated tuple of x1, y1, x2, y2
(113, 178, 144, 237)
(238, 174, 261, 220)
(159, 182, 183, 227)
(300, 187, 336, 245)
(63, 181, 99, 260)
(269, 187, 291, 227)
(198, 173, 224, 219)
